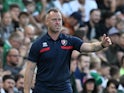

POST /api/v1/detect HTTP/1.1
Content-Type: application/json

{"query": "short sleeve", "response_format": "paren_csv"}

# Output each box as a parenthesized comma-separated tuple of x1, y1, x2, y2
(70, 36, 83, 51)
(27, 42, 40, 63)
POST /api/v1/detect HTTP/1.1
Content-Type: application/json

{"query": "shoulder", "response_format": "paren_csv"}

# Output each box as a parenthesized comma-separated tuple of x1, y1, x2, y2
(32, 34, 47, 45)
(61, 33, 81, 40)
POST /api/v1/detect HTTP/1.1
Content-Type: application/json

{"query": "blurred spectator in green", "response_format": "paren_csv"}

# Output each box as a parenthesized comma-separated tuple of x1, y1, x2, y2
(2, 0, 25, 12)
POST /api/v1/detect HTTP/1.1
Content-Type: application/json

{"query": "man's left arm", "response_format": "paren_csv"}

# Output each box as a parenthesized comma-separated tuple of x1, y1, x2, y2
(80, 34, 112, 52)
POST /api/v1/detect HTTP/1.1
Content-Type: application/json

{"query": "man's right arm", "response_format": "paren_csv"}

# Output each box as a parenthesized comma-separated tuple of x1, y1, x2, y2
(24, 60, 36, 93)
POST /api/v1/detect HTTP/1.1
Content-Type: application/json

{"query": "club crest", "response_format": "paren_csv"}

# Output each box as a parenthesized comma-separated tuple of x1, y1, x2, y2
(61, 40, 67, 46)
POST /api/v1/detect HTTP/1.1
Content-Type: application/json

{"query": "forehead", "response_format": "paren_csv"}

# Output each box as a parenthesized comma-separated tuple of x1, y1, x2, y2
(47, 11, 62, 19)
(4, 79, 15, 83)
(109, 83, 116, 88)
(9, 49, 19, 54)
(81, 55, 90, 59)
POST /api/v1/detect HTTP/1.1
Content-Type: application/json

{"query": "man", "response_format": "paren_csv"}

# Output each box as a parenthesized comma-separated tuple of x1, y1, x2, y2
(95, 12, 116, 39)
(64, 11, 83, 35)
(74, 53, 91, 92)
(24, 25, 35, 42)
(0, 11, 14, 41)
(15, 74, 24, 93)
(9, 4, 21, 29)
(85, 9, 101, 40)
(100, 62, 110, 89)
(102, 79, 119, 93)
(3, 32, 23, 67)
(24, 8, 112, 93)
(4, 48, 22, 76)
(2, 75, 16, 93)
(16, 12, 30, 32)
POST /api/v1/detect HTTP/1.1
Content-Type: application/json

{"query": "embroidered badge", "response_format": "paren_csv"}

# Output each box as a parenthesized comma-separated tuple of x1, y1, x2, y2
(61, 40, 67, 46)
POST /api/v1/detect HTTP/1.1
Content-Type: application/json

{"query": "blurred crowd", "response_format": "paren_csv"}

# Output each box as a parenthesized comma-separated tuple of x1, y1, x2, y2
(0, 0, 124, 93)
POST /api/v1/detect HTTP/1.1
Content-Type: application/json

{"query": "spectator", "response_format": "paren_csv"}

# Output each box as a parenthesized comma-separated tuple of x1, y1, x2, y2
(0, 38, 4, 70)
(4, 48, 22, 76)
(83, 0, 98, 22)
(2, 0, 25, 12)
(0, 75, 5, 93)
(0, 11, 14, 41)
(24, 1, 39, 17)
(81, 78, 98, 93)
(100, 62, 111, 89)
(2, 75, 16, 93)
(16, 11, 30, 32)
(15, 74, 24, 93)
(3, 32, 23, 67)
(97, 0, 117, 13)
(105, 28, 120, 65)
(53, 0, 71, 17)
(64, 11, 83, 35)
(24, 25, 35, 42)
(102, 79, 119, 93)
(85, 9, 101, 40)
(117, 33, 124, 64)
(9, 4, 21, 29)
(118, 75, 124, 92)
(70, 50, 80, 93)
(74, 53, 91, 92)
(110, 66, 120, 80)
(120, 56, 124, 76)
(95, 12, 116, 39)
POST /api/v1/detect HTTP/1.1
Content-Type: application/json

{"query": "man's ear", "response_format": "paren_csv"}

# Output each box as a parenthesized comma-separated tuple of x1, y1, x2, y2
(45, 19, 48, 26)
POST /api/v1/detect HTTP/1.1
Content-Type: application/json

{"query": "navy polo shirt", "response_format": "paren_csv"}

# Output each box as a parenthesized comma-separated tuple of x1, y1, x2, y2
(28, 33, 83, 93)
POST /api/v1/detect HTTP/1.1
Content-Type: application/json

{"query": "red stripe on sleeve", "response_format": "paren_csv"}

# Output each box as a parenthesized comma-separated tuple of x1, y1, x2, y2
(40, 47, 50, 53)
(61, 46, 73, 50)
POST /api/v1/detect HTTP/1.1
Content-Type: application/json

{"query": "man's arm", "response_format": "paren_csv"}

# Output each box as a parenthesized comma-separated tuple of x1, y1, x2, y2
(75, 79, 83, 93)
(24, 60, 36, 93)
(80, 34, 112, 52)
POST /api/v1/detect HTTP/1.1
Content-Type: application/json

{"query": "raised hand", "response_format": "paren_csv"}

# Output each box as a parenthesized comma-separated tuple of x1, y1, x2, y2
(101, 34, 112, 48)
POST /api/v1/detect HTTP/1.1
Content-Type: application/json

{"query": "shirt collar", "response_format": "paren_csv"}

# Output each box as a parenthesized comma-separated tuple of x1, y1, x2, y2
(45, 33, 63, 40)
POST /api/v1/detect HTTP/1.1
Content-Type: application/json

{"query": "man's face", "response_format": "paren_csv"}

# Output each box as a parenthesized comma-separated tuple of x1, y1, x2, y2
(108, 15, 117, 27)
(79, 55, 90, 70)
(7, 49, 20, 66)
(2, 12, 12, 26)
(102, 67, 110, 76)
(19, 15, 29, 26)
(16, 78, 24, 90)
(91, 10, 101, 24)
(70, 17, 78, 26)
(3, 79, 15, 92)
(46, 11, 62, 33)
(10, 7, 20, 20)
(25, 26, 35, 40)
(107, 83, 117, 93)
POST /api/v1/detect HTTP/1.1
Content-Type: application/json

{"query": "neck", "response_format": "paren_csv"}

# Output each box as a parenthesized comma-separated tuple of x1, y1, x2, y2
(78, 64, 83, 72)
(89, 20, 95, 27)
(48, 31, 60, 41)
(105, 22, 111, 28)
(8, 62, 17, 67)
(87, 91, 92, 93)
(19, 24, 25, 28)
(59, 0, 64, 4)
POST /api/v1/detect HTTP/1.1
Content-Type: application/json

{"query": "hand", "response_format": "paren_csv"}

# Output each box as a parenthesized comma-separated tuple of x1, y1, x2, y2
(101, 34, 112, 48)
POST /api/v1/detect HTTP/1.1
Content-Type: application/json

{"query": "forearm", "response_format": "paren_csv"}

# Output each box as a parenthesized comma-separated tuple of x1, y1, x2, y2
(80, 42, 104, 52)
(24, 63, 35, 93)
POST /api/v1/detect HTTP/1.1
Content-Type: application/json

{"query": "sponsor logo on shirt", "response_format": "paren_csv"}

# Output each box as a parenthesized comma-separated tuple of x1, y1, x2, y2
(42, 42, 48, 47)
